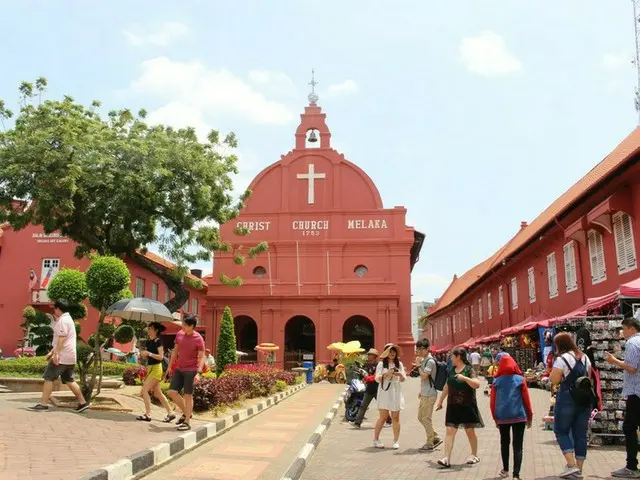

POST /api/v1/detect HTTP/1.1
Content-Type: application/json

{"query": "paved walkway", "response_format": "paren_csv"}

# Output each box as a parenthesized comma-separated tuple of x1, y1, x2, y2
(141, 383, 343, 480)
(302, 378, 627, 480)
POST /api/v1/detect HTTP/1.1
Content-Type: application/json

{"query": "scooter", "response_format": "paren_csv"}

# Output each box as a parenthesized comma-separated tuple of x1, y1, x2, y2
(344, 363, 368, 422)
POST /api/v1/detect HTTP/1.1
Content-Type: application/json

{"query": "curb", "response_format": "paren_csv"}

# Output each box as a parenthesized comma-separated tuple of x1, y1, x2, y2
(281, 388, 347, 480)
(77, 382, 307, 480)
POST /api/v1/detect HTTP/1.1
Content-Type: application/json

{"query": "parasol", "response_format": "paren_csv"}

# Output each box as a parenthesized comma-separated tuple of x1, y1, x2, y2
(255, 343, 280, 352)
(107, 298, 174, 323)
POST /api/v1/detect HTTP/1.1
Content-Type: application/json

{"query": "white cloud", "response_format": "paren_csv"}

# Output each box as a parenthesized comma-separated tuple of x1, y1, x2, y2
(248, 69, 296, 97)
(325, 79, 359, 97)
(123, 22, 189, 47)
(602, 53, 630, 71)
(129, 57, 295, 125)
(459, 31, 522, 77)
(411, 272, 450, 302)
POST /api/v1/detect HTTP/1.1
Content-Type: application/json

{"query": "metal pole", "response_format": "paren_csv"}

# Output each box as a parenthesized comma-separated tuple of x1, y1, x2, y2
(267, 250, 273, 296)
(633, 0, 640, 123)
(296, 241, 301, 295)
(326, 250, 331, 295)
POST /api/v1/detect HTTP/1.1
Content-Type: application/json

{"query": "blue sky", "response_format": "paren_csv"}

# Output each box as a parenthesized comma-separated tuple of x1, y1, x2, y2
(1, 1, 637, 302)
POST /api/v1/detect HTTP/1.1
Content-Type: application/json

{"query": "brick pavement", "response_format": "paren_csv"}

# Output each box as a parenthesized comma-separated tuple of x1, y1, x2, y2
(301, 378, 628, 480)
(141, 383, 343, 480)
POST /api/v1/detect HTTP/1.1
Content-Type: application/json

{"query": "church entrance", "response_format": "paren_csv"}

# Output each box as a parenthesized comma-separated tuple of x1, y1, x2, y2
(234, 315, 258, 364)
(284, 315, 315, 370)
(342, 315, 375, 351)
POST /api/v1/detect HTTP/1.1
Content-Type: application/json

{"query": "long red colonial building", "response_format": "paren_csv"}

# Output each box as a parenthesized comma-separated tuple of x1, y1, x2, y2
(203, 94, 423, 367)
(426, 127, 640, 348)
(0, 221, 207, 356)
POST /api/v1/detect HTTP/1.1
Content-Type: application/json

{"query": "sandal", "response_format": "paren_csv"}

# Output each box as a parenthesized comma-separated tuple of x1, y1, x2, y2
(466, 456, 480, 465)
(136, 414, 152, 422)
(437, 458, 451, 468)
(499, 469, 509, 478)
(176, 415, 185, 425)
(177, 422, 191, 431)
(162, 413, 176, 423)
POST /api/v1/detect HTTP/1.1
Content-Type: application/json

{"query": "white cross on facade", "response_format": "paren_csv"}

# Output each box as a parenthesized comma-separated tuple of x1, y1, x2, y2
(296, 163, 326, 205)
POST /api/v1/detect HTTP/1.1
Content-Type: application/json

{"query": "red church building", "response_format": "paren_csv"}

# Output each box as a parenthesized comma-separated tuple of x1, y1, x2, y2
(426, 127, 640, 349)
(0, 220, 207, 356)
(204, 91, 424, 367)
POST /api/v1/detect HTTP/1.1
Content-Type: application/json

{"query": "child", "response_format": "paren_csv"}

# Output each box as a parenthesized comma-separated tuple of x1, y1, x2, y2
(484, 361, 498, 395)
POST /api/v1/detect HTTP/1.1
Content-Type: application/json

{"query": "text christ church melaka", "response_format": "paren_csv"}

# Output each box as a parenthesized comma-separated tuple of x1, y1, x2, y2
(203, 86, 424, 368)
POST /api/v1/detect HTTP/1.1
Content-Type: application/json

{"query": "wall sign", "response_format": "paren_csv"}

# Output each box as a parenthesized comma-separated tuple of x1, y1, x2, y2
(32, 233, 70, 243)
(347, 219, 388, 229)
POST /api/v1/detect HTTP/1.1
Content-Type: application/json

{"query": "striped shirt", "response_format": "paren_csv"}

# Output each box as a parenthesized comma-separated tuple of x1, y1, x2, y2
(623, 333, 640, 399)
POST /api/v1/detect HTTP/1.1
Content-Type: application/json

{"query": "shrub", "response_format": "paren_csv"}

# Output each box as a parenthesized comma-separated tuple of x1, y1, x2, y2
(123, 365, 146, 385)
(47, 268, 89, 304)
(86, 256, 131, 311)
(275, 380, 287, 392)
(114, 324, 135, 344)
(216, 306, 237, 375)
(0, 357, 128, 377)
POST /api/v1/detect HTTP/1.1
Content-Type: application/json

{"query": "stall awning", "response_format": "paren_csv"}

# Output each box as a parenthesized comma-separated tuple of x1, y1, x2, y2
(501, 312, 551, 336)
(477, 331, 501, 343)
(585, 276, 640, 311)
(437, 343, 454, 354)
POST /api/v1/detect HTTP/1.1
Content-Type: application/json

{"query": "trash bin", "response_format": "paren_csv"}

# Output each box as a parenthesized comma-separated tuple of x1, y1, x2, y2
(302, 361, 314, 384)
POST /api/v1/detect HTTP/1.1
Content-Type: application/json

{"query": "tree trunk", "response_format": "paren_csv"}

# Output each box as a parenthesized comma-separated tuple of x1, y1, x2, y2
(130, 252, 190, 313)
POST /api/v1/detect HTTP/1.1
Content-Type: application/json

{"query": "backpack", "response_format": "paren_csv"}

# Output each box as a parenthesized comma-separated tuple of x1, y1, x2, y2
(427, 357, 448, 391)
(561, 353, 596, 408)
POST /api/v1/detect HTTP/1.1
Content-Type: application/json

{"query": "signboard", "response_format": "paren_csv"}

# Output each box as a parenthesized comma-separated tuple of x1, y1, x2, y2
(32, 233, 70, 244)
(236, 218, 390, 237)
(31, 289, 51, 304)
(302, 353, 314, 360)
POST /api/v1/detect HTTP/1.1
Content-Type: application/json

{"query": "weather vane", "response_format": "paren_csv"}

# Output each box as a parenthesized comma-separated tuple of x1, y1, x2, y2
(308, 69, 319, 104)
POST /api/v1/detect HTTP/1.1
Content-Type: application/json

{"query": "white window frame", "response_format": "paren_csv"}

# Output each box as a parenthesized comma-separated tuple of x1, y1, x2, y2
(613, 212, 637, 274)
(135, 278, 145, 297)
(547, 252, 559, 299)
(528, 267, 536, 303)
(563, 241, 578, 293)
(511, 277, 518, 310)
(588, 229, 607, 284)
(41, 258, 61, 289)
(192, 298, 198, 315)
(470, 303, 474, 325)
(487, 292, 492, 319)
(183, 300, 189, 312)
(451, 315, 455, 333)
(151, 283, 158, 301)
(498, 285, 504, 314)
(478, 298, 483, 323)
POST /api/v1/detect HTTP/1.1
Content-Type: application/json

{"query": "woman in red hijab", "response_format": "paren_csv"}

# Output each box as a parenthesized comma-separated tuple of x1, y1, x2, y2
(490, 355, 533, 480)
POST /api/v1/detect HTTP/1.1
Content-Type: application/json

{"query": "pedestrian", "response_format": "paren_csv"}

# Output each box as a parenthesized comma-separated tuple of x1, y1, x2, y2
(28, 300, 91, 412)
(136, 322, 175, 423)
(491, 353, 533, 479)
(604, 315, 640, 478)
(550, 332, 594, 478)
(470, 348, 482, 377)
(373, 344, 406, 449)
(351, 348, 380, 427)
(166, 315, 205, 431)
(435, 347, 483, 468)
(204, 348, 216, 372)
(416, 338, 442, 451)
(481, 347, 493, 376)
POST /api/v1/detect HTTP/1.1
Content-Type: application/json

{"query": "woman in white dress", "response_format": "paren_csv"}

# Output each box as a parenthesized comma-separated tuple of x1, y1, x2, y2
(373, 344, 406, 449)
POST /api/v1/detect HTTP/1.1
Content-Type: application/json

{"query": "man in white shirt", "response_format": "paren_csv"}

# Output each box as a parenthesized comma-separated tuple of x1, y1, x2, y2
(470, 348, 482, 376)
(28, 300, 90, 412)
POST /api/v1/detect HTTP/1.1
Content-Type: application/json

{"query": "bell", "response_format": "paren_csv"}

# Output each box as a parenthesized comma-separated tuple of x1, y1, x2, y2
(307, 130, 318, 143)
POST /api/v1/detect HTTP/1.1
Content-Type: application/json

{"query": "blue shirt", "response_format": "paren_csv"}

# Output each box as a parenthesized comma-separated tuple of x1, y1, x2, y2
(623, 333, 640, 399)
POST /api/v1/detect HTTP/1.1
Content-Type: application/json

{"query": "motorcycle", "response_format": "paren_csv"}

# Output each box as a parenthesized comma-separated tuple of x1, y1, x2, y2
(344, 362, 369, 422)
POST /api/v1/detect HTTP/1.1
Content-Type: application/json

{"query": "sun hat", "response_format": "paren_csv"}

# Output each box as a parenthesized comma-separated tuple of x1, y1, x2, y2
(380, 344, 403, 359)
(366, 348, 380, 356)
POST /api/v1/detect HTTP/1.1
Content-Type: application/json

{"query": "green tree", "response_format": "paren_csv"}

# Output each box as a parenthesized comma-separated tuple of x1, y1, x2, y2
(216, 306, 237, 375)
(0, 79, 267, 312)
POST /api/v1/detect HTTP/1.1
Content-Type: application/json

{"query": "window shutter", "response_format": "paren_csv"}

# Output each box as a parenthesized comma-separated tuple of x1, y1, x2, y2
(478, 298, 483, 322)
(614, 213, 637, 273)
(528, 267, 536, 303)
(564, 242, 577, 292)
(488, 292, 492, 318)
(498, 285, 504, 314)
(547, 253, 558, 298)
(588, 230, 606, 283)
(511, 278, 518, 309)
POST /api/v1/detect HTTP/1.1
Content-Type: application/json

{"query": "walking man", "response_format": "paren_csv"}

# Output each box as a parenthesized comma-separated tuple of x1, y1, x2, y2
(28, 300, 90, 412)
(470, 348, 482, 377)
(416, 338, 442, 450)
(605, 315, 640, 478)
(167, 315, 205, 431)
(351, 348, 380, 427)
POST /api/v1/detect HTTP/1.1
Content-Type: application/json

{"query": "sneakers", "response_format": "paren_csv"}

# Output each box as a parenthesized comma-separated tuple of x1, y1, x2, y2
(612, 467, 640, 478)
(498, 469, 509, 478)
(559, 465, 581, 478)
(27, 404, 49, 412)
(373, 440, 384, 449)
(74, 402, 91, 413)
(392, 441, 400, 450)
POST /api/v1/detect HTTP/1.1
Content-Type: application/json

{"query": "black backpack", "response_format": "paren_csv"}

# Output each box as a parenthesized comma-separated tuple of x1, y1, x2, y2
(427, 357, 448, 391)
(561, 353, 596, 408)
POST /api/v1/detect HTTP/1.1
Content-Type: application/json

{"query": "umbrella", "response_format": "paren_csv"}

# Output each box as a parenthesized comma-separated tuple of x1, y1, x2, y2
(255, 343, 279, 352)
(327, 342, 346, 351)
(341, 341, 364, 354)
(107, 297, 174, 323)
(105, 347, 126, 357)
(236, 350, 248, 357)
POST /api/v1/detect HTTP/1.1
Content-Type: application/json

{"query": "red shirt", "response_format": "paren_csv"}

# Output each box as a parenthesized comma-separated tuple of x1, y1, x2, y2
(175, 330, 205, 372)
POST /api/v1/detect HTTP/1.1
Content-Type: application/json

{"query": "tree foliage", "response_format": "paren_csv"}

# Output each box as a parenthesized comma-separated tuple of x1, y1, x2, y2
(47, 268, 89, 305)
(86, 256, 131, 311)
(216, 306, 237, 376)
(0, 78, 267, 312)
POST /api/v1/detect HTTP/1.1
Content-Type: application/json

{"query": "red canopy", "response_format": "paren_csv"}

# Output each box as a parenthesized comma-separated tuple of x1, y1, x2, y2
(460, 336, 481, 348)
(478, 331, 501, 343)
(437, 343, 454, 354)
(585, 277, 640, 311)
(501, 312, 551, 335)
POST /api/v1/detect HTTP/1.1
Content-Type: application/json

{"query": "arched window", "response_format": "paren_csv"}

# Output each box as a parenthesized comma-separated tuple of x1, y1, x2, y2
(354, 265, 368, 278)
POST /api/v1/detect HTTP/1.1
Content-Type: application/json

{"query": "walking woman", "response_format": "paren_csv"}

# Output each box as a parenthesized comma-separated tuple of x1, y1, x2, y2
(491, 354, 533, 479)
(550, 332, 594, 478)
(436, 347, 484, 468)
(137, 322, 175, 422)
(373, 344, 406, 449)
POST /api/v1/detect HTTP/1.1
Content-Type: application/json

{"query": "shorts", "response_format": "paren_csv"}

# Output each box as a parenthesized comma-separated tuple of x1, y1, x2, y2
(43, 362, 75, 384)
(169, 369, 197, 395)
(146, 363, 163, 382)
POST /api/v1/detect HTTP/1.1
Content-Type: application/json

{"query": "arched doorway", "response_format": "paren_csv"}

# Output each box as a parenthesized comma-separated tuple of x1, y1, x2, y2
(234, 315, 258, 364)
(284, 315, 315, 370)
(343, 315, 374, 351)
